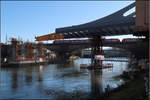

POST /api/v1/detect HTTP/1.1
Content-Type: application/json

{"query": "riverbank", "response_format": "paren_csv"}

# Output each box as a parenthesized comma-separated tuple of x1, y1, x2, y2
(104, 57, 149, 100)
(55, 77, 148, 100)
(105, 77, 148, 100)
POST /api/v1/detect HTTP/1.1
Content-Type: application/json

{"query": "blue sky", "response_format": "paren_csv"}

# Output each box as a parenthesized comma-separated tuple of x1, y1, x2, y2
(1, 1, 136, 43)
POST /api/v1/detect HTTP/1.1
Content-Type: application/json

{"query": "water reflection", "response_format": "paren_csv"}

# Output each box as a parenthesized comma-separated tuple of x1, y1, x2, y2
(0, 58, 128, 99)
(25, 67, 33, 85)
(90, 70, 103, 96)
(38, 65, 43, 82)
(11, 69, 18, 91)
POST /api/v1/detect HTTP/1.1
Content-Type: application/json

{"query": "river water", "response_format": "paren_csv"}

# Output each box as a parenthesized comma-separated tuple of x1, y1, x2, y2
(0, 58, 129, 99)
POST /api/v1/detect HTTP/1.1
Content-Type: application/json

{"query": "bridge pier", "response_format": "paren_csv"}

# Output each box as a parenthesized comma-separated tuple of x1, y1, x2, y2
(90, 36, 103, 69)
(55, 52, 71, 63)
(129, 40, 149, 60)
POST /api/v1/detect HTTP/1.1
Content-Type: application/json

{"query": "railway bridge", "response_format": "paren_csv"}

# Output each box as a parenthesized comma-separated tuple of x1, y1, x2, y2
(35, 1, 149, 68)
(42, 39, 148, 60)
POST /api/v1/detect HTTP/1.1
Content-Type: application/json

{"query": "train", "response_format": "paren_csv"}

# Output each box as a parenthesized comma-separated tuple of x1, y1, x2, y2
(53, 39, 90, 44)
(53, 38, 142, 44)
(103, 39, 120, 43)
(53, 38, 121, 44)
(122, 38, 142, 43)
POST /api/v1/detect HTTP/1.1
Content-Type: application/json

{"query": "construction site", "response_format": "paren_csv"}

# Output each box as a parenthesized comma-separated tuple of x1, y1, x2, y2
(1, 38, 56, 67)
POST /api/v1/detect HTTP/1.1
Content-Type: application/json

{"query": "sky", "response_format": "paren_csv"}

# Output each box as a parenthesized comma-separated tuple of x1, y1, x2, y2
(1, 1, 137, 43)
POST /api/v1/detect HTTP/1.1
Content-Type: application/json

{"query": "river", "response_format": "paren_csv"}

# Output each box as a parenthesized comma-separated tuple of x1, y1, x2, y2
(0, 58, 129, 99)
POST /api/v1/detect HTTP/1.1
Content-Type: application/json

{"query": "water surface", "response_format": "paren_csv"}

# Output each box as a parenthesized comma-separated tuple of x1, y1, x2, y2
(0, 58, 129, 99)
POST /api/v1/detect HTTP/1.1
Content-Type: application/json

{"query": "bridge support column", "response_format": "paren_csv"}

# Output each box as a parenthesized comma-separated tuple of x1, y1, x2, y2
(90, 36, 103, 69)
(55, 52, 71, 63)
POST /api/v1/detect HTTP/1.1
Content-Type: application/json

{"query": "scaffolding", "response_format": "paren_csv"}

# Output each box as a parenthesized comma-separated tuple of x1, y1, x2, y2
(27, 43, 33, 59)
(39, 42, 43, 58)
(90, 36, 103, 69)
(11, 38, 19, 60)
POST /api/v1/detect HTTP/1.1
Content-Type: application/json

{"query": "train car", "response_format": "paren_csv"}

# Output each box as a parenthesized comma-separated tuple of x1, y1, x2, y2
(53, 39, 91, 44)
(53, 40, 71, 44)
(122, 38, 142, 43)
(70, 40, 78, 43)
(53, 40, 62, 44)
(72, 39, 90, 43)
(63, 40, 70, 43)
(104, 39, 120, 43)
(80, 40, 85, 43)
(83, 40, 90, 43)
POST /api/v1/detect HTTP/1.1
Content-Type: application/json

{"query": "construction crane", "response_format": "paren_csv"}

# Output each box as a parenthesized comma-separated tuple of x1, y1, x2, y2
(35, 33, 64, 41)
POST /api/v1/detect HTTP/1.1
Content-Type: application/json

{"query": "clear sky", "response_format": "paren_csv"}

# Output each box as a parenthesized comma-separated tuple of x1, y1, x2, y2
(1, 1, 136, 43)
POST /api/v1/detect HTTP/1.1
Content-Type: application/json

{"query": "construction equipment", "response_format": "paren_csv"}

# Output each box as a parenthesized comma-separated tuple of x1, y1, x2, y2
(35, 33, 64, 41)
